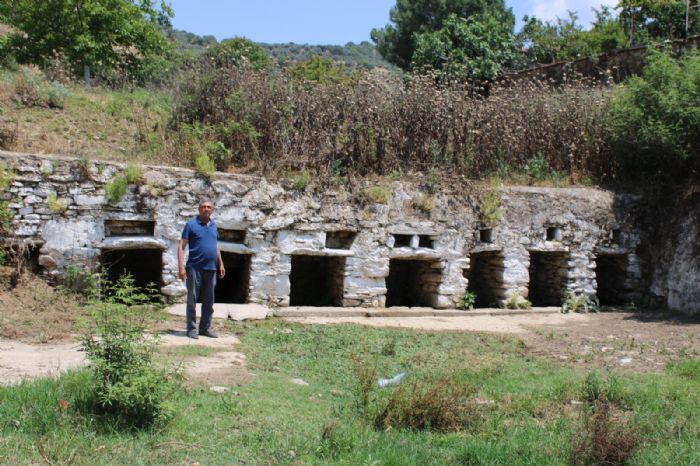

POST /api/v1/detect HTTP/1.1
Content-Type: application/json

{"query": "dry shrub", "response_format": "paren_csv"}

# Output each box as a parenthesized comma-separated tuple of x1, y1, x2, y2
(572, 400, 641, 466)
(171, 66, 614, 180)
(374, 378, 479, 432)
(351, 353, 378, 416)
(0, 120, 18, 150)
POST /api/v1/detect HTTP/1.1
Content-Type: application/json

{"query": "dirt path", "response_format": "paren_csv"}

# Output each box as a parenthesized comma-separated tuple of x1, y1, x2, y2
(2, 312, 699, 384)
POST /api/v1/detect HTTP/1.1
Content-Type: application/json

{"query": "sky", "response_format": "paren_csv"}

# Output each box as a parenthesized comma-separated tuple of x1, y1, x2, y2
(168, 0, 618, 45)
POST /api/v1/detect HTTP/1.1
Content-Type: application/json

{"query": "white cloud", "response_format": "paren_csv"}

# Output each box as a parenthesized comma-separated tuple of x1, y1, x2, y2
(530, 0, 618, 27)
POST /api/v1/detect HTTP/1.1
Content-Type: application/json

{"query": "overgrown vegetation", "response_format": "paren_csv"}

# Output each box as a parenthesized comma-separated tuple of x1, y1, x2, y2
(2, 319, 700, 463)
(0, 162, 15, 235)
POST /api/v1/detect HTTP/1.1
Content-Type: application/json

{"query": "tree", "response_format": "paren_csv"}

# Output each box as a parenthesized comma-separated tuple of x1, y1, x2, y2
(371, 0, 514, 70)
(289, 56, 351, 84)
(618, 0, 700, 43)
(518, 8, 626, 65)
(204, 37, 272, 70)
(0, 0, 173, 84)
(412, 12, 516, 81)
(608, 50, 700, 180)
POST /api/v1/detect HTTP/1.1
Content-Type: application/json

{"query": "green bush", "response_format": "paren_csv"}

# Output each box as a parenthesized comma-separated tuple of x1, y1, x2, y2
(205, 141, 232, 170)
(479, 187, 502, 226)
(195, 154, 216, 180)
(10, 66, 69, 109)
(460, 290, 477, 310)
(80, 274, 177, 429)
(104, 175, 128, 204)
(561, 292, 600, 314)
(124, 164, 145, 185)
(608, 50, 700, 182)
(290, 169, 310, 191)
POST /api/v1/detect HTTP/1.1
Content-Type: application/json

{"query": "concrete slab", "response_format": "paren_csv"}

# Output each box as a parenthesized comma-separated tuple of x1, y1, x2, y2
(165, 303, 272, 321)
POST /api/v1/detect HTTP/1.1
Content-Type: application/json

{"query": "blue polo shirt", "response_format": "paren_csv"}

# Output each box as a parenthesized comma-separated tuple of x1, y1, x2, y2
(181, 217, 219, 271)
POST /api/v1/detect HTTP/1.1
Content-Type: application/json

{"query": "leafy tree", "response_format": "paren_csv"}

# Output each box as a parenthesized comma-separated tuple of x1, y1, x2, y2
(204, 37, 271, 70)
(371, 0, 514, 70)
(608, 50, 700, 180)
(0, 0, 174, 84)
(518, 8, 626, 65)
(618, 0, 700, 43)
(413, 12, 516, 81)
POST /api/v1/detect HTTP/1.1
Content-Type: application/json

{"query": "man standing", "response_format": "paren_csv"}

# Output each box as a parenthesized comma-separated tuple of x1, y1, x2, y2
(178, 197, 226, 339)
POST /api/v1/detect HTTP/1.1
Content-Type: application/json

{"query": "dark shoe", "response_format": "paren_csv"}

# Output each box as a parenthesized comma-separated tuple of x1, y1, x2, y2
(199, 329, 219, 338)
(187, 330, 199, 339)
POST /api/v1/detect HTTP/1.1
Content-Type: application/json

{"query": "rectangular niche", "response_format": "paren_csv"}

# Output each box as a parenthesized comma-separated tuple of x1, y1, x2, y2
(466, 251, 506, 308)
(418, 235, 434, 249)
(325, 231, 357, 250)
(392, 234, 413, 248)
(219, 229, 246, 244)
(105, 220, 155, 237)
(528, 251, 569, 306)
(479, 228, 493, 243)
(546, 226, 562, 241)
(289, 255, 346, 306)
(100, 248, 162, 295)
(596, 254, 628, 306)
(386, 259, 442, 308)
(215, 252, 251, 304)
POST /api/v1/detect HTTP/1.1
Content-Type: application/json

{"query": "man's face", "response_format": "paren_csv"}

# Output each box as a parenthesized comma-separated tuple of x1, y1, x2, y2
(198, 202, 214, 220)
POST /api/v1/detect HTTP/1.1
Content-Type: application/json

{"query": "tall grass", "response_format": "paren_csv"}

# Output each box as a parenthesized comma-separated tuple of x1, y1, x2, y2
(171, 66, 614, 180)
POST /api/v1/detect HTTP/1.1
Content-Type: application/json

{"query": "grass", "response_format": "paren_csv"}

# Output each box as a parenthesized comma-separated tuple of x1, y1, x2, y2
(1, 320, 700, 464)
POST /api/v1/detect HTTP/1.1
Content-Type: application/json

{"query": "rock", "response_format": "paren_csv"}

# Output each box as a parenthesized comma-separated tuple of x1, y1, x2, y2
(290, 378, 309, 386)
(210, 386, 229, 393)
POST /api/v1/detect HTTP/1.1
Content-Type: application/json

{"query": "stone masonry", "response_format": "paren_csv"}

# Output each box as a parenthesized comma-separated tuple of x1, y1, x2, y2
(0, 151, 647, 309)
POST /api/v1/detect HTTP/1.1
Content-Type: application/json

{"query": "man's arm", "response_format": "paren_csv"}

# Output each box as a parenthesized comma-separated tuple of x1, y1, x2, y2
(217, 246, 226, 279)
(178, 239, 188, 281)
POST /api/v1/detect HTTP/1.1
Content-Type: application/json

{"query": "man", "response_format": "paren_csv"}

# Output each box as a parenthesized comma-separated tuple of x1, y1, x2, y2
(178, 197, 226, 339)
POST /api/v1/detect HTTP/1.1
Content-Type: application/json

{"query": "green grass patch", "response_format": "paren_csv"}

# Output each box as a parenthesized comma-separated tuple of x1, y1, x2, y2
(1, 321, 700, 464)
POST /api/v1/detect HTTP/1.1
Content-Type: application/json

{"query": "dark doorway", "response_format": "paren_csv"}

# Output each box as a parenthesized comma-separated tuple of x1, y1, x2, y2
(528, 251, 569, 306)
(467, 251, 505, 308)
(215, 252, 251, 304)
(596, 254, 628, 306)
(101, 248, 162, 290)
(289, 255, 346, 306)
(386, 259, 442, 308)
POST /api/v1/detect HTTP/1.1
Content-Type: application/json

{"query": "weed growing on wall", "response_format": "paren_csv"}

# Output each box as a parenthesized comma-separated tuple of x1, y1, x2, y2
(47, 191, 67, 213)
(363, 185, 392, 204)
(104, 175, 128, 204)
(479, 186, 502, 226)
(460, 290, 477, 310)
(290, 169, 310, 191)
(195, 154, 215, 180)
(0, 163, 15, 235)
(562, 292, 600, 313)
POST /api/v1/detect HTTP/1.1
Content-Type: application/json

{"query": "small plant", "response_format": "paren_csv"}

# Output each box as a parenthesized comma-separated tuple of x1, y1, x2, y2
(562, 292, 600, 313)
(388, 169, 402, 181)
(0, 163, 14, 190)
(0, 200, 13, 235)
(206, 141, 233, 170)
(124, 163, 145, 185)
(290, 169, 310, 191)
(505, 293, 531, 310)
(351, 353, 378, 417)
(195, 154, 216, 180)
(479, 187, 502, 226)
(363, 185, 392, 204)
(62, 264, 100, 299)
(75, 157, 93, 181)
(460, 290, 477, 310)
(373, 377, 479, 433)
(413, 193, 436, 212)
(572, 400, 641, 466)
(46, 191, 67, 213)
(525, 153, 557, 182)
(80, 274, 177, 429)
(0, 248, 6, 266)
(104, 175, 128, 204)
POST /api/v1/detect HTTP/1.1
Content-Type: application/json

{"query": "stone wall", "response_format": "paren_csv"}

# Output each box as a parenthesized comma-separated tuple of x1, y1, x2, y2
(0, 150, 648, 309)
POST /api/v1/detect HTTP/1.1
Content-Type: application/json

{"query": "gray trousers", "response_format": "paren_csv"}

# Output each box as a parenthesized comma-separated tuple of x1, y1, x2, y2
(186, 268, 216, 332)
